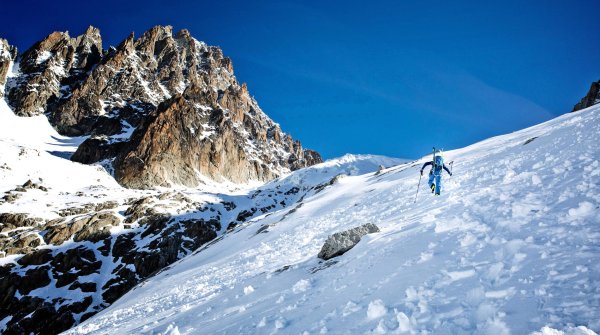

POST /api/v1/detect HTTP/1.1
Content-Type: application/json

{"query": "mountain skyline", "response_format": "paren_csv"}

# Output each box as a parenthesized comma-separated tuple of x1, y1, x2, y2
(2, 0, 599, 159)
(0, 25, 322, 189)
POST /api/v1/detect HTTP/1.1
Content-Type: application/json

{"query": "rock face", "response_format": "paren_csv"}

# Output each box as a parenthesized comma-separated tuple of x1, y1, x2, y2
(5, 27, 102, 116)
(0, 38, 18, 97)
(318, 223, 380, 260)
(2, 25, 322, 188)
(573, 80, 600, 112)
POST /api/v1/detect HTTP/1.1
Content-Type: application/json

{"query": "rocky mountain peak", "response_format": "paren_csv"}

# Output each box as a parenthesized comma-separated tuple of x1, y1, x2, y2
(71, 26, 102, 69)
(573, 79, 600, 112)
(176, 28, 192, 40)
(116, 31, 135, 54)
(5, 27, 103, 116)
(136, 25, 173, 52)
(1, 25, 322, 189)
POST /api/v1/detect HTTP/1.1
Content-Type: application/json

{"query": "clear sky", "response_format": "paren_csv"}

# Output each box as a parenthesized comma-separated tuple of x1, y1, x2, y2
(2, 0, 599, 159)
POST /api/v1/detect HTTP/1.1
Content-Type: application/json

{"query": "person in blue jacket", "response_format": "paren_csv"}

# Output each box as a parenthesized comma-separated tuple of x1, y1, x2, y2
(420, 150, 452, 195)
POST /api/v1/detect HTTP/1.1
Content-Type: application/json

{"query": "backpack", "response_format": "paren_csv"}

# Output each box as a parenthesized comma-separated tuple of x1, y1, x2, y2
(433, 155, 444, 174)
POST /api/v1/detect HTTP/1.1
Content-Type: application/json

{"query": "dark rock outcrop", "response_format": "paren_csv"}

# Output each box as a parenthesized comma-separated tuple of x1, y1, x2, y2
(318, 223, 380, 260)
(0, 232, 42, 256)
(0, 213, 46, 256)
(0, 212, 43, 231)
(1, 181, 48, 206)
(314, 174, 346, 193)
(573, 80, 600, 112)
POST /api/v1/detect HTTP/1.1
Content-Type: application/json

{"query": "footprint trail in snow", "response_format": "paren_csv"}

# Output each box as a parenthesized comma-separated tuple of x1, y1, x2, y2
(67, 106, 600, 334)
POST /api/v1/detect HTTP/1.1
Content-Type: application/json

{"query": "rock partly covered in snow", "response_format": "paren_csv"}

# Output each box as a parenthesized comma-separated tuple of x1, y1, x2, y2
(0, 38, 17, 98)
(318, 223, 380, 260)
(0, 193, 223, 335)
(573, 79, 600, 112)
(5, 26, 102, 117)
(111, 82, 319, 188)
(1, 25, 322, 188)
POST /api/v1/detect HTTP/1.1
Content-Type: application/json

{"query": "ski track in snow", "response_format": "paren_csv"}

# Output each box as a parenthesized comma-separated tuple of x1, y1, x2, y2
(60, 105, 600, 335)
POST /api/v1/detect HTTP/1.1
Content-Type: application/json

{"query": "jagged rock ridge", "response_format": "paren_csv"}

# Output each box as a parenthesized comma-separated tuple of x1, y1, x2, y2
(573, 79, 600, 112)
(0, 25, 321, 188)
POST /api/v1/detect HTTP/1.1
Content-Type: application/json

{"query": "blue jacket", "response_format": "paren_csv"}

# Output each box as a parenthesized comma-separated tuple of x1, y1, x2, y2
(420, 161, 451, 175)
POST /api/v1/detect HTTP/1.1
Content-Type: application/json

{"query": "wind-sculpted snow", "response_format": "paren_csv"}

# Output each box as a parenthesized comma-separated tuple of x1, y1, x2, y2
(66, 106, 599, 334)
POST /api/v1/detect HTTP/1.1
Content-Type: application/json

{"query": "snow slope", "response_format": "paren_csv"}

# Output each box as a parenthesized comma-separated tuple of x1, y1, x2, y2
(0, 98, 126, 221)
(0, 89, 407, 331)
(0, 96, 401, 222)
(66, 105, 600, 334)
(0, 98, 87, 158)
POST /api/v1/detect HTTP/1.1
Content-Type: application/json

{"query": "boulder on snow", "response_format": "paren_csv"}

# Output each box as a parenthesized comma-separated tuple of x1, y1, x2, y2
(314, 174, 346, 193)
(318, 223, 380, 260)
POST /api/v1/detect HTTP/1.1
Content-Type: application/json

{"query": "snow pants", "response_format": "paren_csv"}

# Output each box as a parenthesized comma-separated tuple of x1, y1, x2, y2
(428, 173, 442, 195)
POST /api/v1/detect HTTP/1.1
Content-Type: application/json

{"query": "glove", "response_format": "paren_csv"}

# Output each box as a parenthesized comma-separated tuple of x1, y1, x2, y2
(450, 172, 453, 176)
(420, 170, 423, 176)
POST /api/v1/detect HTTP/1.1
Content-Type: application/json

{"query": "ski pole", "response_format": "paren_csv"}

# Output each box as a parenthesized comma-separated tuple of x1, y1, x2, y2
(450, 161, 454, 176)
(414, 172, 422, 203)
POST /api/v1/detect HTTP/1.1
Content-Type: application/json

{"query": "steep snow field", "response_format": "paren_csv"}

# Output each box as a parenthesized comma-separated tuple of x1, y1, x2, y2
(0, 98, 87, 157)
(0, 99, 126, 222)
(65, 105, 600, 335)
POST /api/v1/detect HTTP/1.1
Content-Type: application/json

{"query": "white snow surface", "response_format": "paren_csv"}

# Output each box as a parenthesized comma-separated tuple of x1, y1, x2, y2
(36, 50, 53, 64)
(0, 98, 87, 157)
(0, 98, 123, 225)
(65, 105, 600, 334)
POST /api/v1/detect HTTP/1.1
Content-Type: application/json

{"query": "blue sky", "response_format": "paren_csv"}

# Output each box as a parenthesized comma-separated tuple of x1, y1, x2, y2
(2, 0, 599, 159)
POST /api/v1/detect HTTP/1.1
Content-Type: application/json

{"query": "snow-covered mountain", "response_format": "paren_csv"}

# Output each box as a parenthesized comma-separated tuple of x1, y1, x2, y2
(1, 25, 598, 335)
(58, 105, 599, 334)
(0, 94, 401, 334)
(0, 26, 321, 189)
